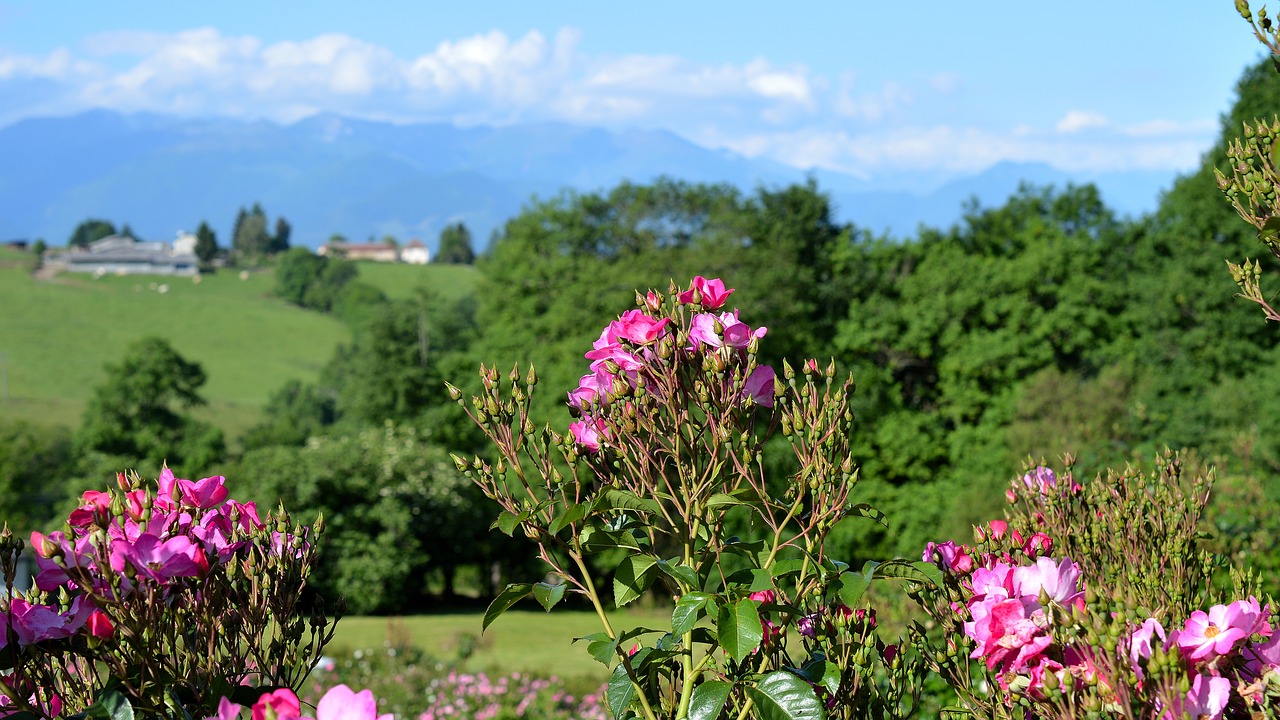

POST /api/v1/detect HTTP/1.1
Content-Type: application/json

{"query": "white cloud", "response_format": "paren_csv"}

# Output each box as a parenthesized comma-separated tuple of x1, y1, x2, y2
(1056, 110, 1108, 133)
(0, 27, 1223, 178)
(0, 47, 97, 81)
(834, 72, 911, 123)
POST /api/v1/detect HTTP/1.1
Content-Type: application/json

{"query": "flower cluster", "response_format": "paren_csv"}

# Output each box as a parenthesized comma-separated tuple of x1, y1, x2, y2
(917, 458, 1280, 720)
(208, 684, 391, 720)
(567, 275, 774, 451)
(417, 671, 607, 720)
(0, 468, 334, 718)
(923, 534, 1085, 696)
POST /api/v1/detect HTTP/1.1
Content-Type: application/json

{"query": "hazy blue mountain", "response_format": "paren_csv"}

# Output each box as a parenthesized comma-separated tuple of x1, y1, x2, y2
(0, 110, 1176, 250)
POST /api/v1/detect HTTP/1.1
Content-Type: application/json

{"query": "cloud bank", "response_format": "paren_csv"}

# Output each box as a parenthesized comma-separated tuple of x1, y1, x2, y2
(0, 27, 1219, 179)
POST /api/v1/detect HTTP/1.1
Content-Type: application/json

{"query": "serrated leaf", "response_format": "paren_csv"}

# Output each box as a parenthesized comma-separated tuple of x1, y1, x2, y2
(874, 558, 943, 586)
(549, 502, 588, 535)
(795, 658, 843, 697)
(769, 558, 806, 580)
(600, 489, 661, 515)
(613, 555, 658, 607)
(482, 582, 533, 631)
(836, 571, 869, 606)
(690, 626, 718, 646)
(657, 558, 700, 590)
(493, 510, 525, 536)
(532, 581, 567, 611)
(607, 662, 637, 717)
(688, 680, 734, 720)
(848, 502, 887, 527)
(744, 670, 825, 720)
(671, 592, 713, 636)
(81, 691, 136, 720)
(576, 631, 618, 665)
(718, 599, 763, 664)
(581, 526, 640, 552)
(724, 567, 773, 591)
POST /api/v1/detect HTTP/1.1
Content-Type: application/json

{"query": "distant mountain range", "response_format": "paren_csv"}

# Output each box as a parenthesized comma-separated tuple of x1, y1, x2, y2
(0, 110, 1182, 250)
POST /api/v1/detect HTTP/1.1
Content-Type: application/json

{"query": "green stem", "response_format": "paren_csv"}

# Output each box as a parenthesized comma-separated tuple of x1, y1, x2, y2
(570, 550, 659, 720)
(762, 490, 808, 569)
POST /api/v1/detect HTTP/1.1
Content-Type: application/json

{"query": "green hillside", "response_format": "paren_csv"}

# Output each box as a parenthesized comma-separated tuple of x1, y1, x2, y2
(353, 260, 479, 300)
(0, 251, 479, 439)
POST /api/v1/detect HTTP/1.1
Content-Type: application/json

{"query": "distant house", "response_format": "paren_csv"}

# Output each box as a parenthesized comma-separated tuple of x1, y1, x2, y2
(317, 242, 399, 263)
(54, 234, 199, 276)
(401, 239, 430, 265)
(319, 240, 430, 264)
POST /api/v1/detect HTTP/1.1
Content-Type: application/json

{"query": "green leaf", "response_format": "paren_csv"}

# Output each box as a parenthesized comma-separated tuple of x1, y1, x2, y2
(706, 486, 765, 509)
(873, 558, 943, 587)
(724, 567, 773, 591)
(744, 670, 825, 720)
(483, 582, 533, 631)
(580, 526, 640, 552)
(848, 502, 887, 527)
(81, 691, 136, 720)
(576, 631, 618, 665)
(718, 599, 763, 664)
(532, 581, 567, 611)
(769, 558, 806, 580)
(614, 555, 658, 607)
(657, 558, 700, 590)
(836, 571, 869, 606)
(671, 592, 713, 636)
(607, 661, 637, 717)
(795, 657, 843, 697)
(600, 489, 661, 515)
(549, 502, 589, 535)
(493, 510, 526, 536)
(688, 680, 734, 720)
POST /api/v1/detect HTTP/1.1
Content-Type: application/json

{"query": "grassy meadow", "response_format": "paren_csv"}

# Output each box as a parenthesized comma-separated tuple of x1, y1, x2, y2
(329, 608, 670, 681)
(353, 259, 479, 301)
(0, 248, 476, 440)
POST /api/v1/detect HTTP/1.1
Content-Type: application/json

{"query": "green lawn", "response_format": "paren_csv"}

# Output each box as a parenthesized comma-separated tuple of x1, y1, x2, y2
(0, 258, 350, 439)
(354, 261, 479, 301)
(328, 608, 670, 680)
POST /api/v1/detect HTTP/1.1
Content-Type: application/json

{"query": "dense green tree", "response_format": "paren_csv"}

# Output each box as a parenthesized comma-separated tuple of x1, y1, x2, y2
(0, 420, 75, 533)
(273, 247, 359, 313)
(75, 337, 225, 477)
(194, 221, 218, 265)
(326, 290, 475, 426)
(436, 222, 476, 264)
(234, 423, 495, 613)
(239, 379, 337, 451)
(268, 216, 292, 254)
(68, 219, 116, 248)
(232, 203, 270, 259)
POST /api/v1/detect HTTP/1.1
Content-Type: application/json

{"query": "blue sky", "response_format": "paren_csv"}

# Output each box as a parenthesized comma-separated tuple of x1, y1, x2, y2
(0, 2, 1267, 184)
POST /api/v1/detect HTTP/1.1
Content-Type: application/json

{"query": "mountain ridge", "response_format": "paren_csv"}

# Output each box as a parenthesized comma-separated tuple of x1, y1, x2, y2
(0, 110, 1176, 249)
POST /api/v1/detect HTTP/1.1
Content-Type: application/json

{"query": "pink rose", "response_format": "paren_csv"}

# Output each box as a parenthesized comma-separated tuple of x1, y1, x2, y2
(741, 365, 776, 407)
(678, 276, 734, 309)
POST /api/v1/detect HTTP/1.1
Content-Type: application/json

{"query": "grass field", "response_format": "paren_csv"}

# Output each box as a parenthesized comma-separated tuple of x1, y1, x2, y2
(0, 249, 478, 439)
(354, 261, 479, 301)
(328, 608, 671, 681)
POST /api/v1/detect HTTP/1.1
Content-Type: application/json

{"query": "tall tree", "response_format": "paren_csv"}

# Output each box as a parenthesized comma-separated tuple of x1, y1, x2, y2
(68, 219, 116, 248)
(268, 216, 292, 254)
(194, 221, 219, 265)
(435, 222, 475, 264)
(75, 337, 225, 477)
(232, 203, 270, 259)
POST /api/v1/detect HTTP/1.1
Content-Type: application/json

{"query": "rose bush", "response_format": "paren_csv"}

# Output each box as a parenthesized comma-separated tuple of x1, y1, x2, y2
(0, 469, 338, 718)
(450, 276, 932, 720)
